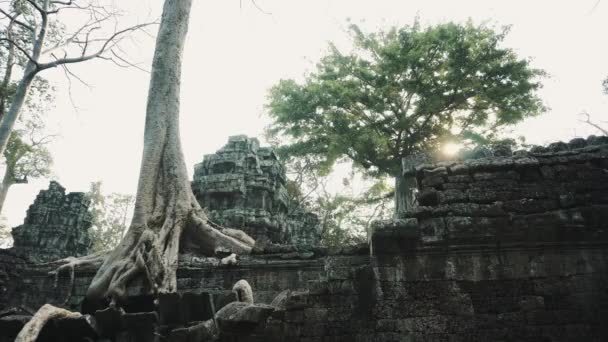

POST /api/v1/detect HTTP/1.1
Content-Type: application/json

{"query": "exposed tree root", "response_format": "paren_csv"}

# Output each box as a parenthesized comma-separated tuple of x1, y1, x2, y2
(91, 208, 254, 303)
(48, 0, 256, 307)
(49, 199, 255, 304)
(48, 251, 108, 280)
(46, 207, 255, 307)
(45, 251, 108, 305)
(48, 205, 254, 308)
(15, 304, 81, 342)
(181, 211, 254, 256)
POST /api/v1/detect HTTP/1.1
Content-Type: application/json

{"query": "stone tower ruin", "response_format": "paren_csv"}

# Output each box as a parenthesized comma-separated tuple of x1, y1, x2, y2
(10, 181, 93, 262)
(191, 135, 321, 245)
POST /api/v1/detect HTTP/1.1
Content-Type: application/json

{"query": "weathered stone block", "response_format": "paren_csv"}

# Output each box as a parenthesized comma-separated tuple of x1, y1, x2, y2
(473, 170, 520, 181)
(502, 199, 559, 214)
(423, 166, 448, 178)
(447, 174, 473, 183)
(10, 181, 92, 262)
(421, 175, 445, 188)
(419, 218, 446, 242)
(417, 188, 439, 206)
(437, 189, 467, 204)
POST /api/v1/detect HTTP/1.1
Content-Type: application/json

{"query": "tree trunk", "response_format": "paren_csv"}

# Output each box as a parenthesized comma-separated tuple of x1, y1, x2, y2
(394, 172, 417, 218)
(83, 0, 254, 304)
(0, 0, 49, 157)
(0, 165, 14, 214)
(0, 71, 37, 157)
(0, 17, 18, 122)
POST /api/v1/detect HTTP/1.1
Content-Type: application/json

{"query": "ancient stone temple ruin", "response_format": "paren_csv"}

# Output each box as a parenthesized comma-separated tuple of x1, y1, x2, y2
(192, 135, 321, 246)
(9, 181, 93, 263)
(1, 136, 608, 342)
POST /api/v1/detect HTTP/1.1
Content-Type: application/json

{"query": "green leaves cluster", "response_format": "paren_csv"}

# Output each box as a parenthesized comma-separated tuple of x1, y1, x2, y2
(282, 157, 393, 247)
(3, 99, 54, 188)
(87, 181, 135, 252)
(267, 21, 546, 177)
(0, 216, 10, 248)
(314, 177, 393, 248)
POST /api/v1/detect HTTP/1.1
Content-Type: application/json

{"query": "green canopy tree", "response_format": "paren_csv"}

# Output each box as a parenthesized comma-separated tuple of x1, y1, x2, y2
(267, 21, 545, 215)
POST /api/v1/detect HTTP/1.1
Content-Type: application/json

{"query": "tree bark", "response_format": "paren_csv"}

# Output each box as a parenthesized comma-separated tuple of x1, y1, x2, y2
(394, 172, 417, 218)
(15, 304, 82, 342)
(81, 0, 254, 305)
(0, 165, 14, 214)
(0, 17, 18, 122)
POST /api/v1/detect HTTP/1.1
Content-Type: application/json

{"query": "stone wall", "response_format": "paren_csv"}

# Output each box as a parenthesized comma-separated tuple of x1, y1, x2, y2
(218, 137, 608, 341)
(0, 250, 26, 310)
(3, 244, 607, 341)
(10, 181, 93, 263)
(404, 135, 608, 246)
(2, 137, 608, 341)
(192, 135, 321, 246)
(242, 245, 608, 342)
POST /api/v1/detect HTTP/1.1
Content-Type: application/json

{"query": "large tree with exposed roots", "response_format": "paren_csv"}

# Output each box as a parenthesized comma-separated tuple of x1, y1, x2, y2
(16, 2, 255, 338)
(56, 0, 255, 306)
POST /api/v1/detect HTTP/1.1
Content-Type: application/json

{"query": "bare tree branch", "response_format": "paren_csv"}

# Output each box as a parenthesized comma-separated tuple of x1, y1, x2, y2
(251, 0, 272, 15)
(109, 49, 150, 73)
(580, 111, 608, 135)
(0, 9, 35, 32)
(37, 21, 157, 70)
(41, 11, 114, 55)
(58, 63, 85, 112)
(0, 38, 39, 66)
(587, 0, 601, 14)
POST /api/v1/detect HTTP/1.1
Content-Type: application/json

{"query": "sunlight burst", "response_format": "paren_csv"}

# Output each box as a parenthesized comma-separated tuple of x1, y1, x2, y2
(442, 142, 462, 157)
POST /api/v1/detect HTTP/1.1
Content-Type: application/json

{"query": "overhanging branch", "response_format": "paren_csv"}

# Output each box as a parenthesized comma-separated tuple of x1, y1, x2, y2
(37, 21, 157, 70)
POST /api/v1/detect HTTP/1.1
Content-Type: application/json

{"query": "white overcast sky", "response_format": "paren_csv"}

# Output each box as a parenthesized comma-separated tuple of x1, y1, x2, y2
(3, 0, 608, 227)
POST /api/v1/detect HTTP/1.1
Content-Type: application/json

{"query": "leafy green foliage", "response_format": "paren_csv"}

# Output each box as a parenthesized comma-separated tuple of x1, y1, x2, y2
(267, 21, 546, 177)
(87, 181, 135, 252)
(0, 1, 57, 212)
(3, 112, 54, 187)
(0, 16, 56, 219)
(315, 177, 393, 248)
(0, 216, 10, 248)
(316, 193, 365, 247)
(282, 158, 393, 247)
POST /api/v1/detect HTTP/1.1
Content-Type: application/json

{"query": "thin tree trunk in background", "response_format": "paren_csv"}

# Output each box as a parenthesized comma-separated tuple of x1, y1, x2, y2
(0, 165, 13, 214)
(395, 153, 428, 218)
(0, 72, 37, 157)
(0, 18, 18, 122)
(0, 0, 49, 157)
(394, 172, 417, 218)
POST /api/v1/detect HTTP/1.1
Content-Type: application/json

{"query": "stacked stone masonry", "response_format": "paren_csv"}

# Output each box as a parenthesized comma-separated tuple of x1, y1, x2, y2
(403, 135, 608, 246)
(1, 136, 608, 341)
(9, 181, 93, 263)
(192, 135, 321, 246)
